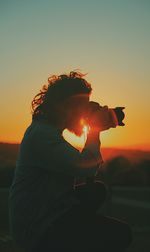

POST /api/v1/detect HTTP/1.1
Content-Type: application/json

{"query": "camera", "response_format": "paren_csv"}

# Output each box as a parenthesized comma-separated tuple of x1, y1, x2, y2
(87, 102, 125, 129)
(109, 107, 125, 126)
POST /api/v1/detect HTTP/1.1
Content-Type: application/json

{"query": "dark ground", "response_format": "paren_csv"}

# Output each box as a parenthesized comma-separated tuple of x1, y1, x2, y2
(0, 187, 150, 252)
(0, 230, 150, 252)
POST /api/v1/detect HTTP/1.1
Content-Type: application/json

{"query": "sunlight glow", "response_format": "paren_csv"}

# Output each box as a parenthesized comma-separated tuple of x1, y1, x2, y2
(83, 125, 90, 135)
(63, 129, 85, 150)
(63, 123, 90, 150)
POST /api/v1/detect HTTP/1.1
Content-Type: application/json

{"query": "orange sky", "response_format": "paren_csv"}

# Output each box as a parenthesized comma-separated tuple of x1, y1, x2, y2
(0, 1, 150, 150)
(0, 70, 150, 150)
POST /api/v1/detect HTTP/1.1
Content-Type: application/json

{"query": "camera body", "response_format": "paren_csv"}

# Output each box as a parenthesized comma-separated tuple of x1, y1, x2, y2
(87, 102, 125, 129)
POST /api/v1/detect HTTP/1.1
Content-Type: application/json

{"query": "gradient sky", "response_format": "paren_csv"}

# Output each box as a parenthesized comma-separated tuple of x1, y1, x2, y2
(0, 0, 150, 150)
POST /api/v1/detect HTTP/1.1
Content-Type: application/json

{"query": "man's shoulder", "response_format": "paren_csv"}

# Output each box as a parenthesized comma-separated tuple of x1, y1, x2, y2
(29, 119, 63, 141)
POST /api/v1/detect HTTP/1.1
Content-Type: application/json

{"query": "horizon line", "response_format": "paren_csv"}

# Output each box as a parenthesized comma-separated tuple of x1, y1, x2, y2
(0, 141, 150, 152)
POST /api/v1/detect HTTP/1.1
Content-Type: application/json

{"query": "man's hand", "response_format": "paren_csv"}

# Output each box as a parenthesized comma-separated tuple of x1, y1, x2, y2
(87, 101, 116, 132)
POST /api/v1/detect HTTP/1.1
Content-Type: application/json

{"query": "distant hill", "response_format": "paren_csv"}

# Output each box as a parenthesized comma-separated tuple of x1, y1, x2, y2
(0, 142, 150, 187)
(0, 142, 19, 167)
(101, 147, 150, 163)
(0, 142, 150, 167)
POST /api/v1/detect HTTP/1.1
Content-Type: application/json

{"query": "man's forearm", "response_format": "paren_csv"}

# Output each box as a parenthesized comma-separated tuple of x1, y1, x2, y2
(83, 129, 103, 166)
(85, 130, 100, 146)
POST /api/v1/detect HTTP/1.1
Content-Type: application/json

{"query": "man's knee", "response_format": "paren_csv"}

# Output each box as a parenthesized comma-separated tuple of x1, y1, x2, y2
(101, 216, 133, 250)
(122, 222, 133, 249)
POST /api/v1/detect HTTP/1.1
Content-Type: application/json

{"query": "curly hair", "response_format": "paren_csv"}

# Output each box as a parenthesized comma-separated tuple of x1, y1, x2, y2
(31, 71, 92, 123)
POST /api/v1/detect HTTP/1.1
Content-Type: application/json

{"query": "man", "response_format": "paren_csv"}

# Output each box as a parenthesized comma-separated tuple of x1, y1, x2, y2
(9, 71, 132, 252)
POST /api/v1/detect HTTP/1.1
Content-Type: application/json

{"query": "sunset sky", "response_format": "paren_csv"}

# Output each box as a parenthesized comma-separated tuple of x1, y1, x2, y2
(0, 0, 150, 150)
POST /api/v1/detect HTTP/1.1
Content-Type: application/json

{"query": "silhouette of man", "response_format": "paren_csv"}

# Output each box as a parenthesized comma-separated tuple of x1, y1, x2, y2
(9, 71, 132, 252)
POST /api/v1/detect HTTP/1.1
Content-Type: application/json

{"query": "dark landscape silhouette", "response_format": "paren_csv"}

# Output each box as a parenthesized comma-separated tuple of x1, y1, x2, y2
(0, 142, 150, 252)
(0, 142, 150, 187)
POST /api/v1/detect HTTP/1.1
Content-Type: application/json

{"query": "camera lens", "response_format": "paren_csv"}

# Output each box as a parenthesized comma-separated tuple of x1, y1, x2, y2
(113, 107, 125, 126)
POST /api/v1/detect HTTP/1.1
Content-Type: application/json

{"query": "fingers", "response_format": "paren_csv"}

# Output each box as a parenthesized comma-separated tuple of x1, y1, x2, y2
(88, 102, 101, 117)
(89, 101, 101, 109)
(102, 105, 109, 111)
(87, 103, 111, 132)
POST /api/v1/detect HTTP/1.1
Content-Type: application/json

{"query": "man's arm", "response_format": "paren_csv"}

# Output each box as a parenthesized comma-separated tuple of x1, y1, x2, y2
(34, 125, 102, 178)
